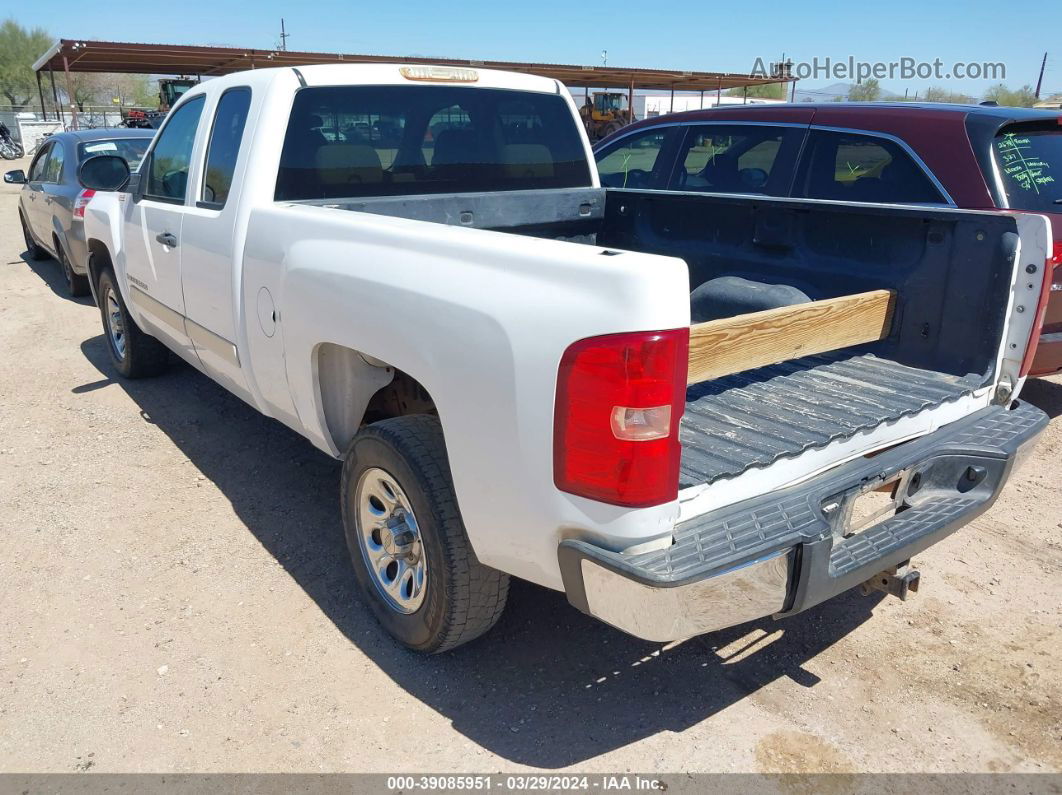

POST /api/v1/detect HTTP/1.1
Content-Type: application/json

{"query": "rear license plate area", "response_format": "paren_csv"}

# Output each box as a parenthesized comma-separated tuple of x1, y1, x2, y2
(824, 470, 911, 539)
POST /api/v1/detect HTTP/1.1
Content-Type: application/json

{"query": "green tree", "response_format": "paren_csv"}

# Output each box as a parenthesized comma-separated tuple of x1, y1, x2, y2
(727, 83, 787, 100)
(922, 86, 974, 104)
(0, 18, 52, 106)
(60, 72, 156, 110)
(982, 83, 1037, 107)
(848, 79, 882, 102)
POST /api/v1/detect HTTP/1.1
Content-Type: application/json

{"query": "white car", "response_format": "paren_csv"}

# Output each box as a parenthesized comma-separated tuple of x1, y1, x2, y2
(78, 63, 1051, 652)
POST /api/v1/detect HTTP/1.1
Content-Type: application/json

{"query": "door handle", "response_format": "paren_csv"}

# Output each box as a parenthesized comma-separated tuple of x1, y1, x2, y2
(156, 232, 177, 247)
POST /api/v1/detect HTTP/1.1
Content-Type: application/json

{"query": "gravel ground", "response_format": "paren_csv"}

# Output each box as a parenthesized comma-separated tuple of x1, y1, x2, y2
(0, 159, 1060, 774)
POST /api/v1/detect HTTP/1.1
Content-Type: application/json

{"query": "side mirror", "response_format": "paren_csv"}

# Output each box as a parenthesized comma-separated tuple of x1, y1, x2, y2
(78, 154, 131, 192)
(4, 170, 26, 184)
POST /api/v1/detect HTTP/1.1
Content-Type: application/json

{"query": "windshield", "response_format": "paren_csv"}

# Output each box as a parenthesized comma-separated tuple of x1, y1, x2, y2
(77, 138, 152, 171)
(275, 85, 592, 200)
(594, 94, 623, 112)
(992, 122, 1061, 212)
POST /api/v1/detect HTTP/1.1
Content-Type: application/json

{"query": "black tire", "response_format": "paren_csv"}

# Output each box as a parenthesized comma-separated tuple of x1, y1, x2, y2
(96, 267, 170, 378)
(57, 242, 90, 297)
(20, 212, 48, 261)
(341, 415, 509, 653)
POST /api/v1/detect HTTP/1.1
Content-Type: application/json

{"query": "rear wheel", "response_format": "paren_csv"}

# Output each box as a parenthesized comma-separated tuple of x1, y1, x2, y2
(57, 242, 90, 297)
(341, 415, 509, 653)
(97, 268, 170, 378)
(19, 212, 48, 261)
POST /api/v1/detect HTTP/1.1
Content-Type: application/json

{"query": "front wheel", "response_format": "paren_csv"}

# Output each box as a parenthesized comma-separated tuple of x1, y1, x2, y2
(341, 415, 509, 653)
(97, 267, 170, 378)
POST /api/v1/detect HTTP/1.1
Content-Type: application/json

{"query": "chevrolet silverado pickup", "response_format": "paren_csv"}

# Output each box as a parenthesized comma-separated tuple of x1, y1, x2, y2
(77, 64, 1051, 653)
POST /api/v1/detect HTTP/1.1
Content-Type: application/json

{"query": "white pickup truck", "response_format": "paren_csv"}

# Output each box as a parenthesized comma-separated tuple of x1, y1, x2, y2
(78, 63, 1051, 653)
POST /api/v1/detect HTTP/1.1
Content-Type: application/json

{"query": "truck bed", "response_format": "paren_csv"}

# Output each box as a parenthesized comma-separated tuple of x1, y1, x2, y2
(679, 352, 980, 488)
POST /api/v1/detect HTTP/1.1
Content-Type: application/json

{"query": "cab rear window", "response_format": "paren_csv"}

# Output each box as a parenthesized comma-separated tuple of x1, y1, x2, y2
(993, 122, 1061, 212)
(275, 85, 592, 200)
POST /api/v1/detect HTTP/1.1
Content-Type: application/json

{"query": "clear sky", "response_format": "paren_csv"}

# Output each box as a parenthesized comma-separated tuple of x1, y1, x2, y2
(8, 0, 1061, 98)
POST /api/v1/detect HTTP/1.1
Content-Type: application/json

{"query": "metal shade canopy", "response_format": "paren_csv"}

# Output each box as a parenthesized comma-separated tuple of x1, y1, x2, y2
(33, 38, 790, 92)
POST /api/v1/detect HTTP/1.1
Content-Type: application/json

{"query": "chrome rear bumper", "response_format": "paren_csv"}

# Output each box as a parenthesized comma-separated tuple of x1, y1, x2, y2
(578, 550, 792, 642)
(559, 400, 1046, 642)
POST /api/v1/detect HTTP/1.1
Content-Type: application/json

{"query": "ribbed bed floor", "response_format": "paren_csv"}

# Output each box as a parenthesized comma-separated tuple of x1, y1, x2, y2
(679, 352, 981, 488)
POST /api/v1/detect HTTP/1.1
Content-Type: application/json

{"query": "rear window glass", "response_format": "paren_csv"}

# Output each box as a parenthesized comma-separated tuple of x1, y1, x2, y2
(275, 85, 592, 200)
(794, 130, 945, 204)
(78, 138, 151, 171)
(993, 123, 1061, 212)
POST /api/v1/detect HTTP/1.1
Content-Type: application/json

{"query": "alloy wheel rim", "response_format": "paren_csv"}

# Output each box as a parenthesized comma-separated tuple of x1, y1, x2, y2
(104, 287, 126, 359)
(354, 467, 427, 614)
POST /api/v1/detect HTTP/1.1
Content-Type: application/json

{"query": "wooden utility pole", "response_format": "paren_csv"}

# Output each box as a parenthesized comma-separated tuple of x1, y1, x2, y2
(279, 19, 290, 51)
(1035, 52, 1047, 99)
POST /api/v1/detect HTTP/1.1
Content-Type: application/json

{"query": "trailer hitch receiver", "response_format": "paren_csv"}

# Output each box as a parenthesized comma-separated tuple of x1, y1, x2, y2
(860, 562, 921, 601)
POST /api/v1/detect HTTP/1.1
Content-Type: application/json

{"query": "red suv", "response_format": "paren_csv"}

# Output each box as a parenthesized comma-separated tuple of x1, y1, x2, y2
(595, 103, 1062, 375)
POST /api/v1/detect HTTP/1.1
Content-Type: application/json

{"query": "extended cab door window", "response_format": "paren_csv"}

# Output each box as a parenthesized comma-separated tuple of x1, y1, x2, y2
(669, 124, 803, 195)
(143, 96, 206, 203)
(794, 129, 946, 204)
(595, 128, 675, 190)
(200, 88, 252, 208)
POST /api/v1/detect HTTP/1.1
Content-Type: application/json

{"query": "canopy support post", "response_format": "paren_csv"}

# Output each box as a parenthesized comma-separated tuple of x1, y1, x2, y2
(49, 68, 64, 127)
(62, 54, 79, 130)
(36, 71, 47, 121)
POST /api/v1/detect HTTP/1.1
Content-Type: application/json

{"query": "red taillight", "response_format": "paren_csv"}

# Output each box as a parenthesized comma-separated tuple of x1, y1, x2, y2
(72, 189, 95, 220)
(554, 328, 689, 508)
(1052, 240, 1062, 266)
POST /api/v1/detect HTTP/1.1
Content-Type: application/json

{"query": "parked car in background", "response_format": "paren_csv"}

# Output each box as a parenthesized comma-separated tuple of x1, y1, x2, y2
(595, 103, 1062, 376)
(4, 128, 153, 296)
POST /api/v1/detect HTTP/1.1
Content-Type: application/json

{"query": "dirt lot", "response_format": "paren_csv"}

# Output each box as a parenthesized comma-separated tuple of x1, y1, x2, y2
(0, 157, 1060, 775)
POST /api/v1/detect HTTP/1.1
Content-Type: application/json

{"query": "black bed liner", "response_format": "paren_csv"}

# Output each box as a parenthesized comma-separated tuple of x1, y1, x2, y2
(679, 352, 981, 488)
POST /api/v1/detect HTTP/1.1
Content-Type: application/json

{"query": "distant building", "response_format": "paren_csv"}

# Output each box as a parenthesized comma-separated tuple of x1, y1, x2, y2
(1033, 94, 1062, 109)
(635, 93, 783, 118)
